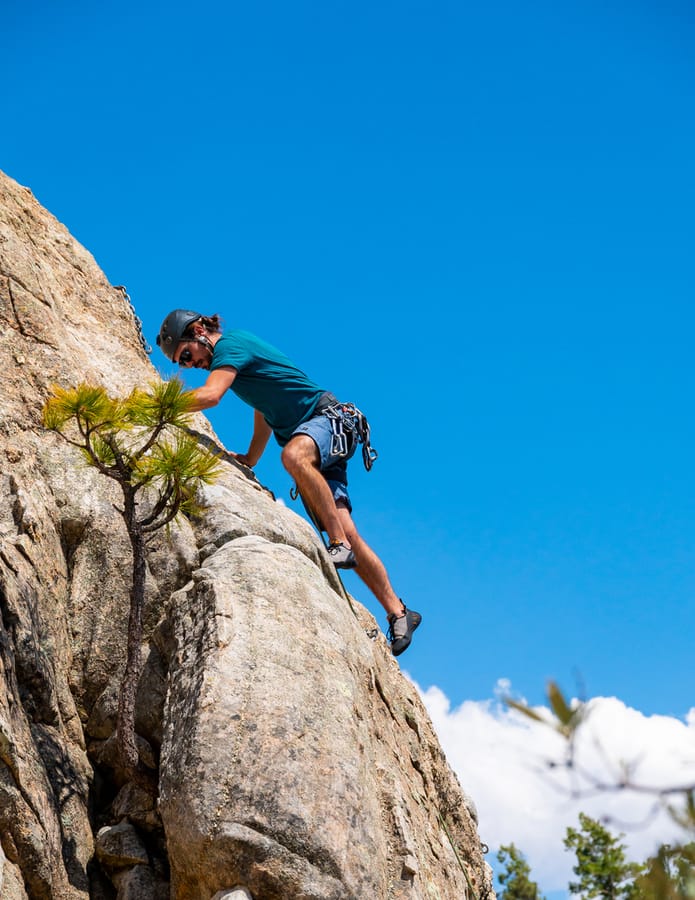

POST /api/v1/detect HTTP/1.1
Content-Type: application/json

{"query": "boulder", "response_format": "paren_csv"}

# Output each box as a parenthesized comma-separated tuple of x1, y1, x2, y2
(0, 169, 491, 900)
(95, 821, 149, 870)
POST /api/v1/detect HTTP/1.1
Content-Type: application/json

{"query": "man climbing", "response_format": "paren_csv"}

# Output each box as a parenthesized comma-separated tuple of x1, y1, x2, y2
(156, 309, 421, 657)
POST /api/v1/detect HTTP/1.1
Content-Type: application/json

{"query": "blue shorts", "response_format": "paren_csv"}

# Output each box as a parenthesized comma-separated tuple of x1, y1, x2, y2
(290, 412, 357, 513)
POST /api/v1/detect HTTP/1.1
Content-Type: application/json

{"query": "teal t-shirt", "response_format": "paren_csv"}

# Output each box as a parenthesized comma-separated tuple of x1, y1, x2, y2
(210, 330, 324, 445)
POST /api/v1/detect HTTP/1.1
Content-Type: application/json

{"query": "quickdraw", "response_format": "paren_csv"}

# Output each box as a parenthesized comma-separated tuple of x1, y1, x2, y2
(114, 285, 152, 355)
(323, 402, 378, 472)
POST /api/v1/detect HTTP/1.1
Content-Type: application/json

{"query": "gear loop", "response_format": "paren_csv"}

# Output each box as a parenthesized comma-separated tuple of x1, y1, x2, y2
(322, 401, 378, 471)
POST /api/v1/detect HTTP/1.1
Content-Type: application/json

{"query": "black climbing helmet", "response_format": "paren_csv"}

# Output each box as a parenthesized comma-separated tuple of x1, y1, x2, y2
(156, 309, 202, 361)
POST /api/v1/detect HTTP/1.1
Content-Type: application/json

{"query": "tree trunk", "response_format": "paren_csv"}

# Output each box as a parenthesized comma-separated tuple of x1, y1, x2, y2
(117, 490, 147, 772)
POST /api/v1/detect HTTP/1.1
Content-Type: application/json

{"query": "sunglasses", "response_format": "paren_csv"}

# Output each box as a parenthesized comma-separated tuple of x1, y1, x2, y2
(178, 347, 193, 366)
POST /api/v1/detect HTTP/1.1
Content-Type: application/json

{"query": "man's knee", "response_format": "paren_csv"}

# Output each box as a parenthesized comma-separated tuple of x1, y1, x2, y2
(281, 435, 319, 474)
(280, 443, 294, 471)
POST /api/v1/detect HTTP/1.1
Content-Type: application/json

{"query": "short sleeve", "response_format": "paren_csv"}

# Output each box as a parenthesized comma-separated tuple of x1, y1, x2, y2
(210, 333, 253, 372)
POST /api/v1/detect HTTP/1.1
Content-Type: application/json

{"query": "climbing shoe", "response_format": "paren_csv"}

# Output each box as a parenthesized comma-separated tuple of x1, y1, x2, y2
(387, 606, 422, 657)
(327, 541, 357, 569)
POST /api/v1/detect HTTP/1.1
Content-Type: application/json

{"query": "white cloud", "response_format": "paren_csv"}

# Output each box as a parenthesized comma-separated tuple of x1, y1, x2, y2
(412, 679, 695, 892)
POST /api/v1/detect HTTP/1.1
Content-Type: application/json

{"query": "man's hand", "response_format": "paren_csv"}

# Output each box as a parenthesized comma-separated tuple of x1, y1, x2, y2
(234, 412, 273, 469)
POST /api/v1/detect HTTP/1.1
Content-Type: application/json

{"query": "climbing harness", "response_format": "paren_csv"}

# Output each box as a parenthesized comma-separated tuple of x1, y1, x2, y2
(114, 285, 152, 355)
(289, 396, 377, 504)
(321, 399, 378, 471)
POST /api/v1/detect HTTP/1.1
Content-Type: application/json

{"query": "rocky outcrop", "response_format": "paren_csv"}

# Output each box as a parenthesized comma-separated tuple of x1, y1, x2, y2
(0, 170, 491, 899)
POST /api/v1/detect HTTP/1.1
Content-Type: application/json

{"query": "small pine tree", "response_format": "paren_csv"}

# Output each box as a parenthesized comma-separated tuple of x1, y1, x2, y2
(564, 813, 645, 900)
(43, 379, 221, 772)
(497, 843, 545, 900)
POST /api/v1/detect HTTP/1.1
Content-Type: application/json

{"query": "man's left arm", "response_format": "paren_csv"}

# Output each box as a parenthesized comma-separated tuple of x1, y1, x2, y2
(235, 410, 273, 467)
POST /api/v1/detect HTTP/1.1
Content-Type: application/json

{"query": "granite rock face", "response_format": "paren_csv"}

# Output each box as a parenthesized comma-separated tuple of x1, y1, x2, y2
(0, 170, 491, 899)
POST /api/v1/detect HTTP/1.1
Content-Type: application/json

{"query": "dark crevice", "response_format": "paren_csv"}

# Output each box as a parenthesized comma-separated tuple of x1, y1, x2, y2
(238, 814, 345, 886)
(184, 427, 266, 487)
(374, 675, 398, 722)
(6, 276, 29, 336)
(3, 274, 60, 348)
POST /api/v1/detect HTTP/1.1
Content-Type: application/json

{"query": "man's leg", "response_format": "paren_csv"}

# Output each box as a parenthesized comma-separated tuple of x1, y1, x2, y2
(336, 502, 421, 656)
(334, 503, 403, 618)
(281, 435, 350, 546)
(283, 429, 421, 655)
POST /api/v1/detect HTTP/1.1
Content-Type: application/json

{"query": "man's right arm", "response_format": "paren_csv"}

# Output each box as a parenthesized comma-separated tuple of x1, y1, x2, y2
(188, 366, 237, 411)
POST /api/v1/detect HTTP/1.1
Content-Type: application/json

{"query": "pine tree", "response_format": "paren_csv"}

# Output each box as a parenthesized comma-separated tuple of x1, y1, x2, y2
(564, 813, 645, 900)
(497, 843, 545, 900)
(43, 379, 221, 773)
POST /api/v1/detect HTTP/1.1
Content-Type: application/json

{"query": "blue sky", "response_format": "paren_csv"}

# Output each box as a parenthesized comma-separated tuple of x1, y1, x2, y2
(4, 0, 695, 889)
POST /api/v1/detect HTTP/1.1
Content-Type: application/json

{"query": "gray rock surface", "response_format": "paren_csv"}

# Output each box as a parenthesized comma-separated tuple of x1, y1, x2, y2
(0, 169, 492, 899)
(112, 864, 169, 900)
(96, 822, 149, 869)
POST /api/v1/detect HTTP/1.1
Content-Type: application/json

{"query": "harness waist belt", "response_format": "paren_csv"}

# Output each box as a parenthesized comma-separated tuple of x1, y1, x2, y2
(313, 391, 339, 415)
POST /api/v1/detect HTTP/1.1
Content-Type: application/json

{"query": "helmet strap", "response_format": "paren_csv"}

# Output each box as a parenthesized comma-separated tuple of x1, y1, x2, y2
(195, 334, 214, 354)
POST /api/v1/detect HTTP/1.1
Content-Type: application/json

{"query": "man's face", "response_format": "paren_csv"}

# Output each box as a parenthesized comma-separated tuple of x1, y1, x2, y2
(173, 340, 210, 370)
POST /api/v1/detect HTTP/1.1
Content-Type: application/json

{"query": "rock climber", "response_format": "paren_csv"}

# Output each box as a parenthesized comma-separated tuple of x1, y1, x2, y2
(156, 309, 422, 657)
